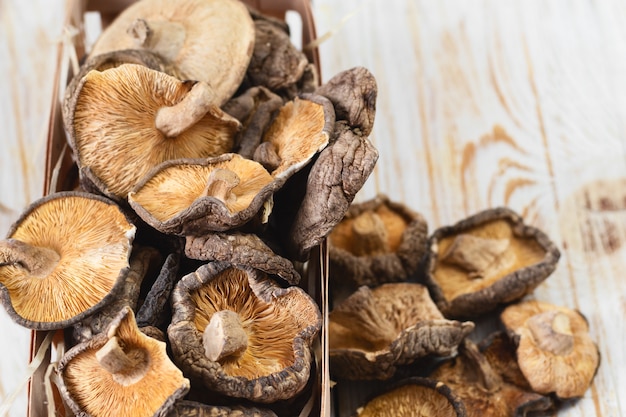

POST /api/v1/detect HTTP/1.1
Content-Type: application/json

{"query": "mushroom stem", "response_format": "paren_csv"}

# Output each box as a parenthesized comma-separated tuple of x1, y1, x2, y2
(202, 169, 240, 204)
(155, 81, 217, 138)
(0, 238, 60, 278)
(96, 336, 149, 385)
(527, 310, 574, 356)
(253, 141, 282, 173)
(127, 18, 186, 62)
(203, 310, 248, 362)
(462, 340, 501, 393)
(351, 211, 390, 256)
(440, 234, 511, 277)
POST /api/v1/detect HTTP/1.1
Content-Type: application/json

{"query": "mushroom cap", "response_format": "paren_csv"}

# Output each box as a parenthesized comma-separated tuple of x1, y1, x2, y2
(353, 377, 467, 417)
(500, 300, 600, 399)
(0, 191, 135, 330)
(328, 194, 428, 289)
(65, 63, 240, 200)
(255, 94, 335, 180)
(329, 283, 474, 380)
(88, 0, 255, 106)
(57, 306, 190, 417)
(168, 262, 321, 403)
(423, 207, 561, 318)
(128, 153, 277, 235)
(168, 400, 277, 417)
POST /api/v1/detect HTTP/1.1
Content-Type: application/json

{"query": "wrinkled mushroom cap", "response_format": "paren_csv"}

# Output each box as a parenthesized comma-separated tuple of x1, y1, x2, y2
(329, 283, 474, 380)
(353, 377, 466, 417)
(128, 153, 276, 235)
(0, 192, 135, 330)
(500, 300, 600, 399)
(168, 400, 277, 417)
(56, 307, 190, 417)
(89, 0, 255, 106)
(168, 262, 321, 402)
(424, 207, 560, 318)
(65, 64, 240, 200)
(329, 194, 428, 289)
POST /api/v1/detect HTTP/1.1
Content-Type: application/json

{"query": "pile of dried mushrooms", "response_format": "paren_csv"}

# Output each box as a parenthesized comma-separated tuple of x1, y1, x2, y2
(0, 0, 600, 416)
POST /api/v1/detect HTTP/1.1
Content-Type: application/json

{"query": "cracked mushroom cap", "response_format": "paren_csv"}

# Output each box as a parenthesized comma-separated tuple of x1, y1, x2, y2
(0, 191, 135, 330)
(128, 153, 276, 236)
(88, 0, 255, 106)
(329, 283, 474, 380)
(57, 306, 189, 417)
(353, 377, 467, 417)
(500, 300, 600, 399)
(64, 63, 240, 201)
(423, 207, 560, 318)
(253, 94, 335, 180)
(328, 194, 428, 290)
(430, 339, 553, 417)
(168, 262, 321, 403)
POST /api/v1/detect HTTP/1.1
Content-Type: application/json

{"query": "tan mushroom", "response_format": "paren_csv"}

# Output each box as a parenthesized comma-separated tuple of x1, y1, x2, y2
(329, 283, 474, 380)
(0, 192, 135, 330)
(88, 0, 255, 106)
(128, 153, 277, 235)
(500, 300, 600, 399)
(64, 64, 240, 200)
(56, 306, 189, 417)
(423, 207, 560, 318)
(353, 377, 467, 417)
(168, 262, 321, 403)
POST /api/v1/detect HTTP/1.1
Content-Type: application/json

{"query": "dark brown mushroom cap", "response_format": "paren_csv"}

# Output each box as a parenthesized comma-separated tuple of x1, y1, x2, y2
(167, 262, 321, 403)
(0, 191, 135, 330)
(167, 400, 277, 417)
(430, 339, 553, 417)
(65, 63, 240, 201)
(316, 66, 378, 137)
(286, 122, 379, 261)
(253, 94, 335, 180)
(500, 300, 600, 399)
(423, 207, 561, 318)
(128, 154, 277, 235)
(329, 283, 474, 380)
(352, 377, 467, 417)
(88, 0, 255, 106)
(185, 232, 301, 285)
(56, 306, 190, 417)
(328, 194, 428, 288)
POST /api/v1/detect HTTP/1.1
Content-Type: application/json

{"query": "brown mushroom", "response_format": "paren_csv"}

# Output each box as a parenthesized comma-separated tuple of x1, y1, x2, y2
(352, 377, 467, 417)
(56, 306, 189, 417)
(500, 300, 600, 399)
(167, 262, 321, 403)
(328, 194, 428, 291)
(423, 207, 561, 318)
(128, 153, 277, 236)
(329, 283, 474, 380)
(88, 0, 255, 106)
(0, 191, 135, 330)
(430, 339, 553, 417)
(64, 63, 240, 200)
(167, 400, 277, 417)
(185, 232, 301, 285)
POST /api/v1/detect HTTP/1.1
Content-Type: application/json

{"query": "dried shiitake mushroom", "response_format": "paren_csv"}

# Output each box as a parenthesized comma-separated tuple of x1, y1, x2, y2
(128, 154, 276, 236)
(328, 194, 428, 289)
(0, 191, 135, 330)
(168, 262, 321, 403)
(430, 339, 553, 417)
(329, 283, 474, 380)
(352, 377, 467, 417)
(167, 400, 277, 417)
(56, 306, 189, 417)
(423, 207, 560, 318)
(500, 300, 600, 399)
(64, 63, 240, 200)
(88, 0, 255, 106)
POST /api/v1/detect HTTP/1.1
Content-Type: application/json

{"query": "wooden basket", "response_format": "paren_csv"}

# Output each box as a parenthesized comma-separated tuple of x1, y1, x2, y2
(28, 1, 329, 416)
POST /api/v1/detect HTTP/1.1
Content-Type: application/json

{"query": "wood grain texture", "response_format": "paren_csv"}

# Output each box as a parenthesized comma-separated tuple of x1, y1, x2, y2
(1, 0, 625, 416)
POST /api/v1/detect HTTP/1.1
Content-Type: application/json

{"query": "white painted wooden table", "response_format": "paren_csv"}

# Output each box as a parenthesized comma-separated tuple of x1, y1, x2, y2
(1, 0, 625, 415)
